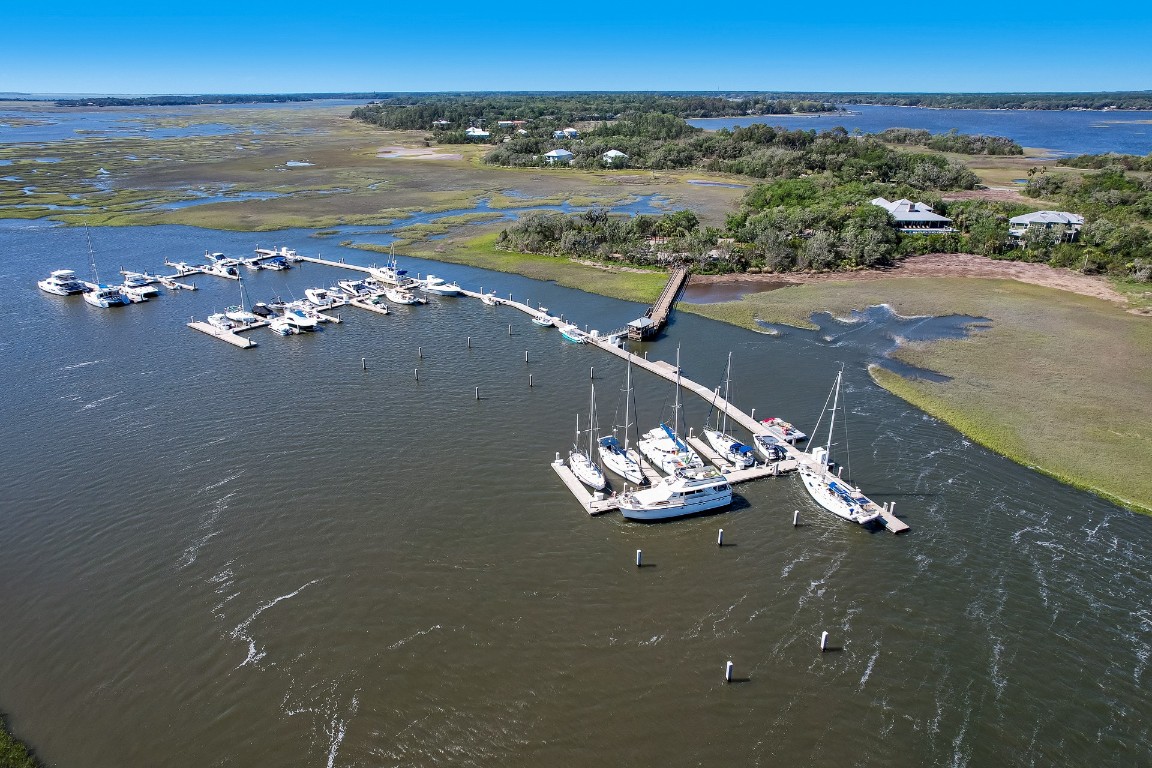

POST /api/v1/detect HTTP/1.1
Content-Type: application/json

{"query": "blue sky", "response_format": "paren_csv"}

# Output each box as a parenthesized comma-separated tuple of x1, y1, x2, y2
(4, 0, 1150, 94)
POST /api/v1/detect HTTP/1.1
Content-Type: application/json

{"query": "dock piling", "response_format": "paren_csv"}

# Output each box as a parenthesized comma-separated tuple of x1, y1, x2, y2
(467, 336, 471, 349)
(529, 374, 534, 387)
(508, 324, 512, 336)
(793, 510, 799, 526)
(418, 346, 423, 359)
(717, 528, 724, 547)
(635, 549, 643, 568)
(725, 660, 734, 683)
(475, 386, 480, 400)
(820, 631, 829, 652)
(590, 366, 594, 379)
(750, 408, 756, 421)
(414, 368, 419, 382)
(525, 350, 529, 364)
(361, 357, 366, 370)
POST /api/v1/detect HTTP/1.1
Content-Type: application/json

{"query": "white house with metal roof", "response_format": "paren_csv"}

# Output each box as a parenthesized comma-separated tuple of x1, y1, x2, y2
(871, 197, 955, 233)
(602, 149, 628, 166)
(544, 148, 574, 165)
(552, 127, 580, 139)
(1008, 210, 1084, 241)
(465, 126, 490, 139)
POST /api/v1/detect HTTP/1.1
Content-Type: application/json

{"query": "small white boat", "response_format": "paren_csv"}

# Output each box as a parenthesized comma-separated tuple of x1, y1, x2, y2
(207, 312, 235, 330)
(38, 269, 87, 295)
(532, 315, 554, 328)
(268, 316, 299, 336)
(82, 284, 130, 308)
(281, 308, 318, 331)
(242, 258, 265, 271)
(558, 324, 584, 343)
(480, 292, 498, 306)
(385, 286, 421, 305)
(760, 417, 807, 444)
(337, 279, 375, 298)
(285, 300, 330, 322)
(753, 433, 787, 463)
(618, 466, 732, 521)
(120, 272, 160, 296)
(262, 257, 290, 271)
(305, 287, 339, 307)
(421, 275, 461, 296)
(205, 251, 241, 268)
(366, 295, 390, 314)
(118, 284, 151, 303)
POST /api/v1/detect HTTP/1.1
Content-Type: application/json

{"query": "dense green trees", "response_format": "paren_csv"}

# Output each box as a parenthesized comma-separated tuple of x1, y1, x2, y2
(875, 128, 1023, 155)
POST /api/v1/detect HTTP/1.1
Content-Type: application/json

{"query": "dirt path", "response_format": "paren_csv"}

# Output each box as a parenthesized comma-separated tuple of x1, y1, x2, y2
(692, 253, 1129, 305)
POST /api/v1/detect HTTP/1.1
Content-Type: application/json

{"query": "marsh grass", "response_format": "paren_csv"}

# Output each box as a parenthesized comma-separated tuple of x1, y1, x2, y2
(688, 278, 1152, 513)
(0, 714, 41, 768)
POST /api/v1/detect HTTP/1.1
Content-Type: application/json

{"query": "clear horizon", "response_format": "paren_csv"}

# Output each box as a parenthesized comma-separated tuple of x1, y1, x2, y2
(4, 0, 1149, 94)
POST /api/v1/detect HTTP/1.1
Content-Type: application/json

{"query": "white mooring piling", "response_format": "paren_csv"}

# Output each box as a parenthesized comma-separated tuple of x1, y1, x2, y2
(508, 324, 512, 335)
(529, 374, 534, 387)
(553, 452, 562, 465)
(793, 510, 799, 526)
(467, 336, 471, 349)
(475, 387, 480, 400)
(725, 660, 734, 683)
(361, 357, 366, 370)
(590, 366, 594, 379)
(750, 407, 756, 420)
(635, 549, 643, 568)
(820, 631, 829, 652)
(414, 368, 419, 382)
(717, 528, 724, 546)
(525, 350, 529, 363)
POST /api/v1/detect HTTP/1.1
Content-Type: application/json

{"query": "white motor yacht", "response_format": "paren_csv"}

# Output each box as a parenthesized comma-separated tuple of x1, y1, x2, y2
(421, 275, 462, 296)
(281, 308, 319, 331)
(760, 417, 807, 444)
(305, 287, 339, 307)
(385, 286, 421, 305)
(38, 269, 88, 295)
(618, 467, 732, 521)
(82, 284, 130, 308)
(268, 316, 299, 336)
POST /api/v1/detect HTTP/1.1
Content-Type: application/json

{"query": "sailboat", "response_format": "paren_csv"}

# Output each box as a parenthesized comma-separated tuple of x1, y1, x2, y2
(224, 274, 259, 325)
(703, 352, 755, 470)
(637, 346, 704, 474)
(80, 228, 130, 308)
(568, 385, 607, 491)
(597, 357, 646, 485)
(797, 369, 883, 526)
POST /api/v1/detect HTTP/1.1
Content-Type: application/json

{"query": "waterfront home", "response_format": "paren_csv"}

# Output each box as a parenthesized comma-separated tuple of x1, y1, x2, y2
(871, 197, 956, 233)
(465, 127, 491, 139)
(432, 119, 451, 129)
(552, 127, 580, 139)
(544, 148, 575, 165)
(602, 149, 629, 166)
(1008, 210, 1084, 242)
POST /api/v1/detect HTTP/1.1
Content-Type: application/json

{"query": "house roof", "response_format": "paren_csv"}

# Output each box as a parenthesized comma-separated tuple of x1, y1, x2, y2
(627, 317, 655, 329)
(602, 149, 628, 158)
(465, 127, 490, 136)
(544, 149, 574, 157)
(871, 196, 952, 223)
(1009, 210, 1084, 226)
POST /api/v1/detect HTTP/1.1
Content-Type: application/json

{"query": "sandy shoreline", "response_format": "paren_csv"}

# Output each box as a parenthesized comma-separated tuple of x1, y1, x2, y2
(691, 252, 1134, 306)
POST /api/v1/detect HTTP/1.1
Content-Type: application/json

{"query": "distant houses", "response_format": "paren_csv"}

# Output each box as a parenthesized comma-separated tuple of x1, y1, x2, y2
(544, 148, 574, 165)
(1009, 210, 1084, 242)
(465, 127, 490, 139)
(552, 127, 580, 140)
(602, 149, 628, 166)
(871, 197, 956, 233)
(432, 119, 451, 129)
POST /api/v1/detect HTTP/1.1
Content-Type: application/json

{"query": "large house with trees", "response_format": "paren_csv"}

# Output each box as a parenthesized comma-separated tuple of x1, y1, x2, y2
(870, 197, 956, 233)
(1008, 210, 1084, 242)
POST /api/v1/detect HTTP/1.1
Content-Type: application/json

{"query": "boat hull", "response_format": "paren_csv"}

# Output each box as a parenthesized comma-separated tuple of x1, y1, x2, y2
(598, 441, 646, 485)
(798, 467, 882, 526)
(619, 472, 732, 521)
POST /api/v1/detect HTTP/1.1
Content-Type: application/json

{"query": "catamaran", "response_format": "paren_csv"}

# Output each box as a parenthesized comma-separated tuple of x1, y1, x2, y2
(38, 269, 88, 296)
(80, 228, 130, 308)
(637, 347, 704, 474)
(597, 357, 646, 485)
(797, 369, 883, 526)
(568, 385, 607, 491)
(703, 352, 755, 469)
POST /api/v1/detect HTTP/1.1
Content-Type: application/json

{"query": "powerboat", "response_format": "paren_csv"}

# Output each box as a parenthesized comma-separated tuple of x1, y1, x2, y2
(120, 272, 160, 296)
(207, 313, 235, 330)
(421, 275, 461, 296)
(205, 251, 241, 268)
(268, 316, 299, 336)
(117, 284, 151, 303)
(251, 302, 276, 318)
(262, 257, 290, 271)
(367, 295, 390, 313)
(753, 433, 787, 463)
(305, 287, 339, 307)
(480, 292, 498, 306)
(337, 279, 375, 298)
(281, 308, 318, 331)
(38, 269, 88, 295)
(558, 324, 584, 343)
(242, 258, 265, 271)
(385, 286, 422, 305)
(532, 314, 554, 328)
(82, 284, 130, 308)
(760, 417, 807, 444)
(618, 466, 732, 521)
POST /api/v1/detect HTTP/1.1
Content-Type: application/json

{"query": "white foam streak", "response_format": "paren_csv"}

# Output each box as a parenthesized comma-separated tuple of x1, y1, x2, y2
(388, 624, 443, 651)
(231, 579, 320, 668)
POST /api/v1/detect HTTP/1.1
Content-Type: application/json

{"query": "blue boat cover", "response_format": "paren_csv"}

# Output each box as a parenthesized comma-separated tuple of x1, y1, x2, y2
(660, 423, 689, 453)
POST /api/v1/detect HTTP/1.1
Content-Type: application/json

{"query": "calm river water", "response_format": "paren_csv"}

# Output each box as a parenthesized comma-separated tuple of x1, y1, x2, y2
(2, 222, 1149, 766)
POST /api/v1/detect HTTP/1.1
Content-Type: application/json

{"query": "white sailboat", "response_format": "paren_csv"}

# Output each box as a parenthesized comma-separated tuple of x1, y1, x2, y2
(597, 357, 646, 485)
(797, 370, 883, 526)
(568, 385, 607, 491)
(80, 229, 129, 308)
(225, 275, 259, 325)
(703, 352, 755, 469)
(638, 347, 704, 474)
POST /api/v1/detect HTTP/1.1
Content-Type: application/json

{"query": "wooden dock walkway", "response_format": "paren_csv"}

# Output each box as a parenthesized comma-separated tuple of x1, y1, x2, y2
(626, 265, 690, 340)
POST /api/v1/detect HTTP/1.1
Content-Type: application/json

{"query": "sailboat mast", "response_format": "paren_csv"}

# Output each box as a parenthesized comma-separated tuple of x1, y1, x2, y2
(588, 383, 596, 457)
(673, 345, 682, 437)
(85, 226, 100, 284)
(623, 359, 632, 451)
(825, 369, 842, 459)
(722, 351, 733, 434)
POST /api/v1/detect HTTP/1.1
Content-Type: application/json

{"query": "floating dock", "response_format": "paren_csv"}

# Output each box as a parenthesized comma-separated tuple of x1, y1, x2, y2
(187, 320, 263, 348)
